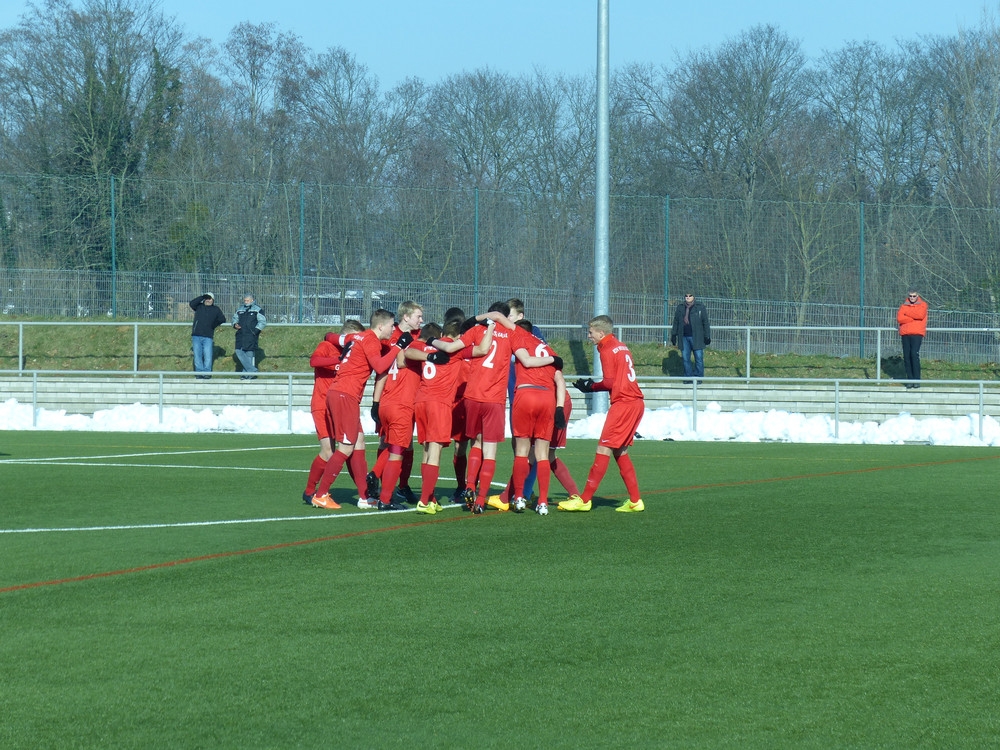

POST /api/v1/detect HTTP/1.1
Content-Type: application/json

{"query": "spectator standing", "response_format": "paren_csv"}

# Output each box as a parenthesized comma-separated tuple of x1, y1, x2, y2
(670, 291, 711, 382)
(232, 294, 266, 380)
(897, 290, 928, 389)
(189, 293, 226, 379)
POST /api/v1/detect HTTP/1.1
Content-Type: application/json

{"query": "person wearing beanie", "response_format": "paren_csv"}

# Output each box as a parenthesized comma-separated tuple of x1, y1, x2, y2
(189, 293, 226, 378)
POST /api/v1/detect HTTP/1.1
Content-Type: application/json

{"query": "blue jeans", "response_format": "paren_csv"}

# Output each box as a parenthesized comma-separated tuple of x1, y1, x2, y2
(235, 348, 257, 374)
(192, 336, 214, 373)
(682, 336, 704, 378)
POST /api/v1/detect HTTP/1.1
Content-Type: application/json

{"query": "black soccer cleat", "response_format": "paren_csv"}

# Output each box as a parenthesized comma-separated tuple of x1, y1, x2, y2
(395, 485, 417, 503)
(461, 488, 476, 511)
(365, 471, 380, 499)
(377, 500, 406, 511)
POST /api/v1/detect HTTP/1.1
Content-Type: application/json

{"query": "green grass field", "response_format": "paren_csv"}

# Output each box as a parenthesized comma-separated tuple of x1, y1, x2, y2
(2, 433, 999, 747)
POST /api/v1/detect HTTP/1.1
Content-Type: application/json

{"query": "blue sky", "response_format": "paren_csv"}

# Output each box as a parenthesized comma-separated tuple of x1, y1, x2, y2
(1, 1, 995, 87)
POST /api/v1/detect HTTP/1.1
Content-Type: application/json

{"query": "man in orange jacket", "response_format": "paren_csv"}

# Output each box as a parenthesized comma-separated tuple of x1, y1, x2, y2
(897, 289, 928, 388)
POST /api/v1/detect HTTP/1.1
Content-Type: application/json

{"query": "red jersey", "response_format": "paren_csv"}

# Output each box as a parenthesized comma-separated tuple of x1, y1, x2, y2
(513, 332, 559, 390)
(329, 329, 398, 401)
(593, 334, 644, 403)
(309, 337, 339, 411)
(460, 324, 531, 404)
(381, 340, 423, 406)
(415, 338, 470, 404)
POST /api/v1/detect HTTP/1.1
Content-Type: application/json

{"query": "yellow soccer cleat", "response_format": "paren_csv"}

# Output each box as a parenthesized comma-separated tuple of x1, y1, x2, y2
(557, 495, 591, 512)
(615, 499, 645, 513)
(487, 495, 510, 512)
(415, 501, 437, 515)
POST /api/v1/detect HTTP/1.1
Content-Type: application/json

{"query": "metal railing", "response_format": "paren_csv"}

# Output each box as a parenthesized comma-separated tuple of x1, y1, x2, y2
(3, 370, 999, 442)
(3, 321, 999, 377)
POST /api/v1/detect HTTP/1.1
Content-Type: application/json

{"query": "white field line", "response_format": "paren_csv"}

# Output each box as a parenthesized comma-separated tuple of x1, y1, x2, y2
(1, 443, 325, 464)
(0, 441, 490, 535)
(0, 505, 459, 534)
(0, 461, 304, 471)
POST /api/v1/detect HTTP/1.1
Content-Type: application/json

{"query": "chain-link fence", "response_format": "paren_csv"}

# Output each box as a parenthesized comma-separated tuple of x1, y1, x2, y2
(3, 173, 1000, 360)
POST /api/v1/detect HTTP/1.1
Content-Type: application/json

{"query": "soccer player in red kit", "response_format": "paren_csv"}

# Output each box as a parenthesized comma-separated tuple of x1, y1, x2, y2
(312, 309, 413, 510)
(302, 319, 365, 504)
(433, 302, 556, 514)
(506, 319, 567, 515)
(558, 314, 646, 513)
(407, 321, 493, 514)
(369, 301, 424, 503)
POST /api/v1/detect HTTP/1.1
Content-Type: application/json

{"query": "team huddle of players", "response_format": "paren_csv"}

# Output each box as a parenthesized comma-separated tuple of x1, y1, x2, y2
(303, 299, 646, 515)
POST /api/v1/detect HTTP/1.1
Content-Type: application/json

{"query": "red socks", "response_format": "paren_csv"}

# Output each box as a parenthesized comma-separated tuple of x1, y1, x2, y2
(581, 453, 611, 502)
(316, 451, 349, 496)
(511, 455, 530, 499)
(477, 458, 496, 502)
(616, 453, 641, 501)
(551, 458, 579, 496)
(535, 459, 551, 504)
(305, 455, 325, 495)
(420, 463, 440, 504)
(380, 458, 403, 504)
(466, 446, 483, 492)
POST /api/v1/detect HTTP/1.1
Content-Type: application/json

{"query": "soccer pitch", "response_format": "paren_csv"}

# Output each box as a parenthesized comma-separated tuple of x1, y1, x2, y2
(2, 432, 999, 747)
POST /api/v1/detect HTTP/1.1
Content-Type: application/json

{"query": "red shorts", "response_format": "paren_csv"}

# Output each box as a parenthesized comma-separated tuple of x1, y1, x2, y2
(327, 391, 363, 446)
(464, 399, 506, 444)
(451, 400, 467, 443)
(511, 387, 555, 440)
(311, 407, 333, 441)
(416, 401, 453, 444)
(598, 399, 645, 450)
(550, 398, 572, 449)
(380, 400, 415, 449)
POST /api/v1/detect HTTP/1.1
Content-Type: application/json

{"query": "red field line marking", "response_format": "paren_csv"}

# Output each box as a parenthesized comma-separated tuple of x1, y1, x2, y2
(647, 453, 1000, 497)
(7, 453, 998, 594)
(0, 513, 469, 595)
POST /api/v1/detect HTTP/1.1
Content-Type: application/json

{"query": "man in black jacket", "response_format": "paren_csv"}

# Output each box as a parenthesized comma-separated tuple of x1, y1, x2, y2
(670, 291, 711, 382)
(232, 294, 267, 380)
(190, 293, 226, 378)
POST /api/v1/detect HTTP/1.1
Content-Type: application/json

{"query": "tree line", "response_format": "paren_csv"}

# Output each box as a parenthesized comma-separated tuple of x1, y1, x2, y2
(3, 0, 1000, 317)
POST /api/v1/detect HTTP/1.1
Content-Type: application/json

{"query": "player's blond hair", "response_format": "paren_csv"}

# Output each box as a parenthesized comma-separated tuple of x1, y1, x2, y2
(588, 314, 614, 336)
(397, 300, 423, 319)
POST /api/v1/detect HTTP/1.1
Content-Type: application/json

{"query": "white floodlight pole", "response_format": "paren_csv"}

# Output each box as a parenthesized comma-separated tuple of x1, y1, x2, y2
(593, 0, 610, 413)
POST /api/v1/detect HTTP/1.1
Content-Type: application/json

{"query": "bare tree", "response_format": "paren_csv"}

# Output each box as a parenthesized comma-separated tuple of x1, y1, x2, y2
(0, 0, 184, 270)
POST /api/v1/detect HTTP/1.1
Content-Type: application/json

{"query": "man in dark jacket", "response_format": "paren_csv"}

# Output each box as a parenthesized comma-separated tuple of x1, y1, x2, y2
(670, 291, 711, 381)
(190, 293, 226, 378)
(232, 293, 266, 379)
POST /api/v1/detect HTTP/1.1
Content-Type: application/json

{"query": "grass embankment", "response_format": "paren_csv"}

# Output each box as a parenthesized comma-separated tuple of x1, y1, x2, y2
(2, 319, 1000, 380)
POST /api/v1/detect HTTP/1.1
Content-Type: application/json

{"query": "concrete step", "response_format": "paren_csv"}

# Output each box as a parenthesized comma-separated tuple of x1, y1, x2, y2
(2, 374, 998, 426)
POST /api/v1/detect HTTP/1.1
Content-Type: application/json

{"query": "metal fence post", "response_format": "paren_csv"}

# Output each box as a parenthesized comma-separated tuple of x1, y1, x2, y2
(110, 175, 117, 319)
(133, 324, 139, 373)
(663, 194, 670, 339)
(745, 326, 751, 383)
(473, 186, 480, 314)
(859, 201, 865, 358)
(298, 181, 305, 323)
